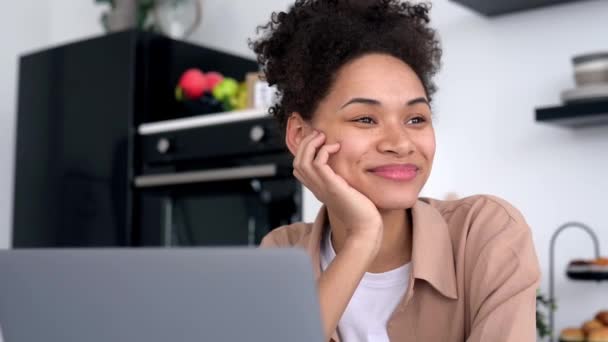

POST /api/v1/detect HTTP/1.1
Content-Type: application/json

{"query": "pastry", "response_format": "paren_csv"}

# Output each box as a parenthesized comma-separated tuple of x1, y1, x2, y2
(596, 311, 608, 326)
(583, 319, 606, 335)
(559, 327, 585, 342)
(588, 327, 608, 342)
(567, 258, 608, 280)
(568, 259, 593, 273)
(592, 258, 608, 271)
(595, 258, 608, 266)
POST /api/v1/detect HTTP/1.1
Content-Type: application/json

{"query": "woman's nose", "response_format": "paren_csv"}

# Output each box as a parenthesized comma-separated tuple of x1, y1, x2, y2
(377, 124, 414, 156)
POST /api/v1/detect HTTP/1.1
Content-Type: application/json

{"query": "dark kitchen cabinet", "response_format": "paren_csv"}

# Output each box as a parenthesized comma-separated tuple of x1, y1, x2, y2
(12, 30, 260, 247)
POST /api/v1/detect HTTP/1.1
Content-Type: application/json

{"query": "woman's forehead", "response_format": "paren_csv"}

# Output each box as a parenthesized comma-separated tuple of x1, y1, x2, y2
(324, 54, 427, 107)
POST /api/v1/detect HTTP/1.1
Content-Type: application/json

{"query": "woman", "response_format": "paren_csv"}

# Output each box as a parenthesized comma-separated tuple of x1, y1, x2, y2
(250, 1, 540, 341)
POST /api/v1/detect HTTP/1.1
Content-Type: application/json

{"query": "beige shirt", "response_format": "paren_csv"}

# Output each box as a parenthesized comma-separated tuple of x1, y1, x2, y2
(260, 195, 541, 342)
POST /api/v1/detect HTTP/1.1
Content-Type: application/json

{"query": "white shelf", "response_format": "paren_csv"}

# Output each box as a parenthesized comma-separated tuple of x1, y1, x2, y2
(138, 108, 270, 135)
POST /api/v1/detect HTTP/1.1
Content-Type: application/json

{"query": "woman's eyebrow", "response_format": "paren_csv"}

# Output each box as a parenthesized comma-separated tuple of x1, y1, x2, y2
(407, 97, 430, 108)
(340, 96, 430, 110)
(340, 97, 381, 109)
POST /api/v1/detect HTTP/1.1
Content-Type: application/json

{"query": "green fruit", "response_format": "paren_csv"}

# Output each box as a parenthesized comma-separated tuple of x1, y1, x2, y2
(238, 81, 247, 94)
(229, 96, 239, 109)
(175, 86, 184, 101)
(212, 78, 239, 102)
(236, 89, 248, 109)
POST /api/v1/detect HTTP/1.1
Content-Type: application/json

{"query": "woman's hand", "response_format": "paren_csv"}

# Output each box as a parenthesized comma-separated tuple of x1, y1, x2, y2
(293, 130, 385, 341)
(292, 130, 383, 253)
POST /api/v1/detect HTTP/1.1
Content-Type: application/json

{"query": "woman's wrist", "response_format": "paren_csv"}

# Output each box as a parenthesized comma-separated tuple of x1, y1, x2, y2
(342, 231, 381, 262)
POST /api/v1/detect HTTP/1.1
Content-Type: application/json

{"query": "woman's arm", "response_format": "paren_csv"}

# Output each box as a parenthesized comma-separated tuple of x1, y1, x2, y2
(289, 129, 385, 341)
(466, 218, 541, 342)
(316, 231, 378, 341)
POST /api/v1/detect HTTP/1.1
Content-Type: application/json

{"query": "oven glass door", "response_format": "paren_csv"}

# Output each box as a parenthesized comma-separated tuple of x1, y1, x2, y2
(136, 176, 300, 247)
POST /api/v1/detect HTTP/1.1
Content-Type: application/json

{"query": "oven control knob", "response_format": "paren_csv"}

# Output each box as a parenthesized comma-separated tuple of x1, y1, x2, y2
(249, 125, 265, 143)
(157, 137, 171, 154)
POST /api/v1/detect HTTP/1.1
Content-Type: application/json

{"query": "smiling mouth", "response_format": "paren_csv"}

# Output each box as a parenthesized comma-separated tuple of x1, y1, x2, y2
(368, 164, 419, 181)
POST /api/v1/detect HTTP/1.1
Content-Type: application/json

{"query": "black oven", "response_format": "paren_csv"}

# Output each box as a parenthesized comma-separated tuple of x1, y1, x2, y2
(133, 109, 301, 247)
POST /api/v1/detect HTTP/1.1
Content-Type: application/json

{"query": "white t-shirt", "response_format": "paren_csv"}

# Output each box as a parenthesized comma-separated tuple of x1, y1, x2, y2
(320, 229, 411, 342)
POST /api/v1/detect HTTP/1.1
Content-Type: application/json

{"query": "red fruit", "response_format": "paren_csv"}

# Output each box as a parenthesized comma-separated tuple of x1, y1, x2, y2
(204, 71, 224, 91)
(178, 68, 207, 99)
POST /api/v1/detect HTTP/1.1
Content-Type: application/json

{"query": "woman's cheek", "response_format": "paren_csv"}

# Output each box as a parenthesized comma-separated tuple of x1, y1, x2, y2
(338, 134, 368, 158)
(418, 129, 436, 160)
(327, 135, 366, 175)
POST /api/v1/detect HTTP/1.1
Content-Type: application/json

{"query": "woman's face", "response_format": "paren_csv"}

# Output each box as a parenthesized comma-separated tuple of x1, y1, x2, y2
(305, 53, 436, 210)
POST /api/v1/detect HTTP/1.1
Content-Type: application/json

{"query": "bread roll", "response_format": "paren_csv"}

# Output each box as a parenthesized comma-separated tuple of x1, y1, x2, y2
(588, 327, 608, 342)
(596, 311, 608, 326)
(559, 327, 585, 342)
(583, 319, 605, 335)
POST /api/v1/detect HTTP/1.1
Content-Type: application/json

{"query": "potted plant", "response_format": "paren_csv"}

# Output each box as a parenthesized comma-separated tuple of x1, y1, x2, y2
(537, 290, 555, 339)
(94, 0, 202, 38)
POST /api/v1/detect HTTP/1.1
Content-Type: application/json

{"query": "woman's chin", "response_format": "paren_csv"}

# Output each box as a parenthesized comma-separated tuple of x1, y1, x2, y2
(368, 193, 419, 211)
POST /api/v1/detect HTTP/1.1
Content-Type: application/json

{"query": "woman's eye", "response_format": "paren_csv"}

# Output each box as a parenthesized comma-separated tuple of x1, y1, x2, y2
(407, 116, 426, 125)
(354, 116, 375, 124)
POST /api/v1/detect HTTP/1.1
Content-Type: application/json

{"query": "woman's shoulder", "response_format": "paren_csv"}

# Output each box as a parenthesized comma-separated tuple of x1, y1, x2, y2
(421, 194, 532, 250)
(259, 221, 315, 248)
(423, 194, 539, 281)
(422, 194, 527, 226)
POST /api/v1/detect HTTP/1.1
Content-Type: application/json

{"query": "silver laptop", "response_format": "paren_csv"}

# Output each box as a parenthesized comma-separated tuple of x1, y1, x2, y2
(0, 248, 323, 342)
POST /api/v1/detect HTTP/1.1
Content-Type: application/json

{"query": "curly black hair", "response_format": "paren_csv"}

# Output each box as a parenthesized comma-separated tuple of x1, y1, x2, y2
(249, 0, 442, 131)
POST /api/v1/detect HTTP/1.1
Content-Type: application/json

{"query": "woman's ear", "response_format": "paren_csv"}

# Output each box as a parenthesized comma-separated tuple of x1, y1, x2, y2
(285, 113, 312, 156)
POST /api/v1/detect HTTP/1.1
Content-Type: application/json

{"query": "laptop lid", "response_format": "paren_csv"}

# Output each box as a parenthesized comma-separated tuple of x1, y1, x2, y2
(0, 248, 323, 342)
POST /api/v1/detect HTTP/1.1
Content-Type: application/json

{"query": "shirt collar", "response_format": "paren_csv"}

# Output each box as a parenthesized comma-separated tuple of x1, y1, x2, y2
(306, 199, 458, 300)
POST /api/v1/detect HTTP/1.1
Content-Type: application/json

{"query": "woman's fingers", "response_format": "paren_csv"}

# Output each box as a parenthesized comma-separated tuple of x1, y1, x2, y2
(292, 131, 348, 198)
(299, 131, 325, 169)
(314, 142, 340, 165)
(313, 143, 348, 193)
(294, 131, 324, 181)
(292, 168, 304, 184)
(292, 131, 342, 197)
(313, 142, 340, 179)
(293, 130, 319, 170)
(292, 131, 325, 191)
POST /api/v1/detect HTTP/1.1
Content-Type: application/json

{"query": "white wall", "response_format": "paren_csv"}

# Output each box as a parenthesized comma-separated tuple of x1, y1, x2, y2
(0, 1, 52, 248)
(48, 1, 104, 46)
(6, 0, 608, 338)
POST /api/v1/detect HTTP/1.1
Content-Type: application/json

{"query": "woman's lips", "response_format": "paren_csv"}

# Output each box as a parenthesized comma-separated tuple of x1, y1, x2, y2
(369, 164, 419, 181)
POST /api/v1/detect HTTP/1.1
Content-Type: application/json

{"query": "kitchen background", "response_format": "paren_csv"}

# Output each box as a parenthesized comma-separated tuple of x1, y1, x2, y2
(0, 0, 607, 340)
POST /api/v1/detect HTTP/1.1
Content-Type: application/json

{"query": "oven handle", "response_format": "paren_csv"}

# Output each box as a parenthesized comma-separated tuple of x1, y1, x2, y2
(134, 164, 278, 188)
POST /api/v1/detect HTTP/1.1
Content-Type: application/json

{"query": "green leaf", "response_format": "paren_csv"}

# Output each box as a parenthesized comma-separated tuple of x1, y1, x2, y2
(139, 0, 156, 6)
(100, 12, 110, 32)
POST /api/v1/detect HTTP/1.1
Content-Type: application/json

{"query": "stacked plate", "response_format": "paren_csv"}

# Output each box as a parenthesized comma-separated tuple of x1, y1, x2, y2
(561, 52, 608, 104)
